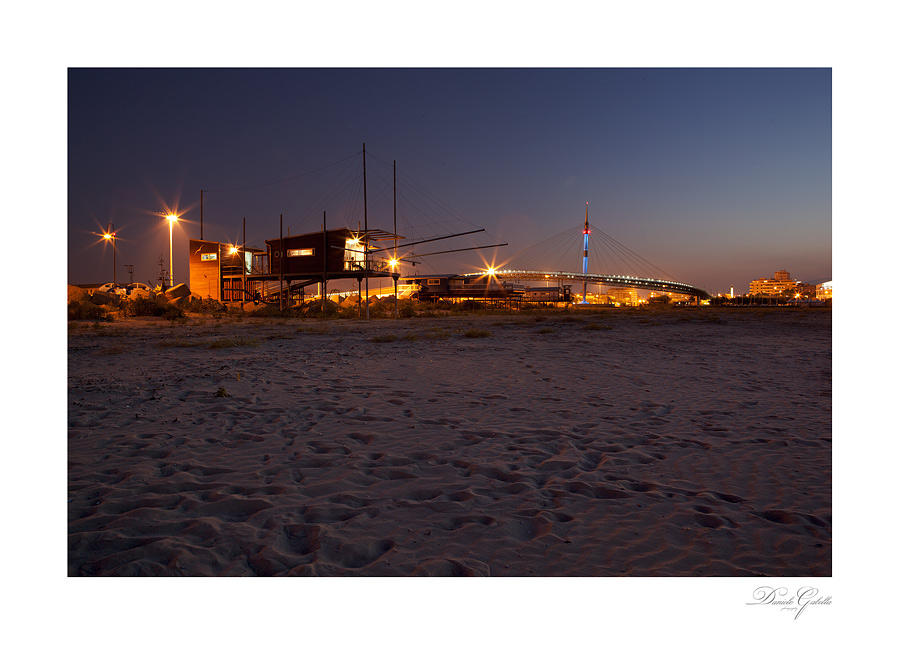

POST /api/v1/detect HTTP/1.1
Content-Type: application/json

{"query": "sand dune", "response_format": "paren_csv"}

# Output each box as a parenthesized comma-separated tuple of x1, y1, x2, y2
(68, 308, 831, 576)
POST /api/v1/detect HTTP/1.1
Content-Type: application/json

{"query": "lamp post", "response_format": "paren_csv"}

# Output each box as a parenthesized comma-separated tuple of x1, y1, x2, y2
(102, 224, 117, 289)
(165, 212, 179, 287)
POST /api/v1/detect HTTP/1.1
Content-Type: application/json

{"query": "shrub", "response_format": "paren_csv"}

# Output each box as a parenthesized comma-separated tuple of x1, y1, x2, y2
(207, 337, 260, 349)
(183, 297, 226, 314)
(123, 297, 167, 317)
(164, 307, 186, 321)
(68, 300, 114, 321)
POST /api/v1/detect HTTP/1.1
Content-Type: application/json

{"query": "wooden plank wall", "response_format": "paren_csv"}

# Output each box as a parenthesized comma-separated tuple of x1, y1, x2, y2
(189, 239, 222, 300)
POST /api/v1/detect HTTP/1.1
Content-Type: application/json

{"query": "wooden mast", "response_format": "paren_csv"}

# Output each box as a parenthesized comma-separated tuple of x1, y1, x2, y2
(322, 211, 328, 318)
(279, 213, 284, 312)
(393, 159, 398, 319)
(363, 143, 369, 319)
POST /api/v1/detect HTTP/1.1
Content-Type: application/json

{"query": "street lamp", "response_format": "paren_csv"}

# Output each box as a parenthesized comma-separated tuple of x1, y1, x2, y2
(102, 224, 117, 289)
(165, 212, 179, 287)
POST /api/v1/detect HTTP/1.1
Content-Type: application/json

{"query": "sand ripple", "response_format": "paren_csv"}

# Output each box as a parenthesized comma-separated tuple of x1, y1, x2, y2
(68, 310, 831, 575)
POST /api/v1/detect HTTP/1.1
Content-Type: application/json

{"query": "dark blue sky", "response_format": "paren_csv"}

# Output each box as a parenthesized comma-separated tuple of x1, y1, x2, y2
(68, 68, 831, 294)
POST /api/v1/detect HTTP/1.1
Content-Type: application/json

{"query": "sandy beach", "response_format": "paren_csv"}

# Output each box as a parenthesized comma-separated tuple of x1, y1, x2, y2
(67, 307, 831, 576)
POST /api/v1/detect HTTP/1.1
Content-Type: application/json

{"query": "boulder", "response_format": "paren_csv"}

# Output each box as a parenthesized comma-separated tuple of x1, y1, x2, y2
(90, 291, 114, 306)
(169, 295, 191, 308)
(165, 283, 191, 299)
(126, 289, 151, 301)
(341, 294, 362, 308)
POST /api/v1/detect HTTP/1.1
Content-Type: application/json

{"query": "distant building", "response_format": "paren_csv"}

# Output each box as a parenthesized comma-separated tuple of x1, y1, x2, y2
(749, 269, 811, 296)
(607, 286, 640, 306)
(816, 280, 833, 300)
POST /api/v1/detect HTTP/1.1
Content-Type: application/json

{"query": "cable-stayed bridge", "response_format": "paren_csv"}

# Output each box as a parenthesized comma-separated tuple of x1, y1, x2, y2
(459, 269, 711, 300)
(450, 203, 712, 302)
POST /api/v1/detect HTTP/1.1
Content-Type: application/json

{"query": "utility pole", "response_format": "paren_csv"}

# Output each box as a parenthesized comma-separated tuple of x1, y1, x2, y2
(157, 255, 167, 288)
(110, 223, 116, 289)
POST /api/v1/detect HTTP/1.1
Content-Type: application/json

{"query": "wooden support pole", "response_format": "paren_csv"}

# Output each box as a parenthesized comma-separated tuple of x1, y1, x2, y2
(279, 214, 284, 312)
(363, 143, 369, 319)
(323, 211, 328, 318)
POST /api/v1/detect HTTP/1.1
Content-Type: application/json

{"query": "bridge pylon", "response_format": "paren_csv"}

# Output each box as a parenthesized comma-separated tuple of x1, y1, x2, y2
(580, 202, 589, 304)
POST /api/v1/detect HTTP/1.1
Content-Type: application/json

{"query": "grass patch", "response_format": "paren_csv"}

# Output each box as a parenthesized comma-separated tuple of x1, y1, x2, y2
(207, 337, 261, 349)
(92, 323, 124, 337)
(463, 328, 492, 338)
(369, 334, 399, 343)
(584, 322, 613, 330)
(301, 323, 331, 335)
(264, 332, 295, 340)
(537, 327, 557, 334)
(158, 339, 205, 348)
(94, 344, 127, 355)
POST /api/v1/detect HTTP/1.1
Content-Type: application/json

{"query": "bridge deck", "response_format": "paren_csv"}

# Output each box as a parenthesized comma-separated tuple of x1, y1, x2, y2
(460, 269, 711, 300)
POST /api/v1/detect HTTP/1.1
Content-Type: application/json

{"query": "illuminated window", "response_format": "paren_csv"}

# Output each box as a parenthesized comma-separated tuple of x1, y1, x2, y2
(287, 248, 315, 257)
(344, 236, 365, 269)
(427, 279, 441, 286)
(201, 253, 218, 261)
